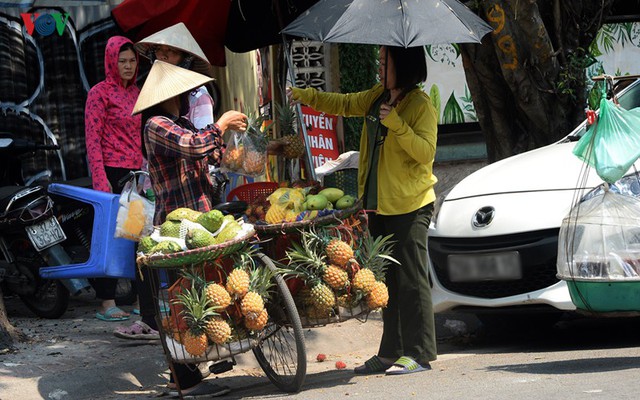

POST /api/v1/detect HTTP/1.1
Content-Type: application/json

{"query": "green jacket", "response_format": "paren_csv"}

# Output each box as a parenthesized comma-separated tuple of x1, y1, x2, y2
(293, 83, 438, 215)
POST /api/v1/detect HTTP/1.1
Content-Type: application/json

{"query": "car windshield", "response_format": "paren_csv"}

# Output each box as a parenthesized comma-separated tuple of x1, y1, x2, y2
(572, 78, 640, 139)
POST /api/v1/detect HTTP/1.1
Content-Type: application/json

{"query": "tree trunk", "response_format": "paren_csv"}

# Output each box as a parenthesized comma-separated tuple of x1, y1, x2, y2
(461, 0, 614, 162)
(0, 287, 25, 350)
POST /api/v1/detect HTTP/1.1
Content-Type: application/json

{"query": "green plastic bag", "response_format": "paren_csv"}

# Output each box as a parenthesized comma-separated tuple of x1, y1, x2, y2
(573, 96, 640, 183)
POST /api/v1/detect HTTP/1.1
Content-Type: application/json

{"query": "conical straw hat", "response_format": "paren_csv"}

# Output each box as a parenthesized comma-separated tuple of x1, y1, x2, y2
(132, 60, 213, 115)
(135, 22, 214, 77)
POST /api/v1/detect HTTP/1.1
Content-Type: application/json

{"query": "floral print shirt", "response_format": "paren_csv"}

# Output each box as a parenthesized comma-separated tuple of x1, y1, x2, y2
(85, 36, 143, 192)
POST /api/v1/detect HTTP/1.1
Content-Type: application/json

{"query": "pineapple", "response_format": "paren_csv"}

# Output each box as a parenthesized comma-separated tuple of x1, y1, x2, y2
(352, 233, 399, 295)
(309, 281, 336, 311)
(285, 232, 339, 311)
(241, 292, 264, 318)
(287, 230, 349, 290)
(352, 268, 377, 294)
(265, 204, 287, 224)
(325, 238, 354, 268)
(275, 101, 305, 159)
(366, 280, 389, 309)
(243, 150, 266, 175)
(244, 308, 269, 331)
(322, 264, 350, 291)
(226, 268, 250, 298)
(205, 316, 232, 345)
(204, 282, 232, 310)
(240, 265, 275, 318)
(175, 284, 217, 357)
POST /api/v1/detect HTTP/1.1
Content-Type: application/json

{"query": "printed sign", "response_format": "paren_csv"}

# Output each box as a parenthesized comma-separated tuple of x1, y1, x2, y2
(300, 106, 340, 168)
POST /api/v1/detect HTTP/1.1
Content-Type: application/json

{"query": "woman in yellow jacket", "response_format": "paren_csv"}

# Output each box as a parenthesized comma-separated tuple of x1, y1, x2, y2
(288, 45, 437, 375)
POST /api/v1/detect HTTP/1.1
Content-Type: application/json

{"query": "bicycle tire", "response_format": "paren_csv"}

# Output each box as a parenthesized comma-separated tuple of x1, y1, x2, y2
(252, 252, 306, 392)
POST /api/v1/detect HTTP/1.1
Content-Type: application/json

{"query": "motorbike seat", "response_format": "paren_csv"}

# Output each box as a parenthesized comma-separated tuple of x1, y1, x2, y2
(0, 185, 44, 212)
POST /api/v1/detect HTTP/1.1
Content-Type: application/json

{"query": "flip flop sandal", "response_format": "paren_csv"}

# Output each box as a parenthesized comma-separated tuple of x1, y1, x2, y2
(113, 320, 160, 340)
(169, 382, 231, 398)
(96, 306, 130, 322)
(354, 355, 394, 375)
(385, 356, 431, 375)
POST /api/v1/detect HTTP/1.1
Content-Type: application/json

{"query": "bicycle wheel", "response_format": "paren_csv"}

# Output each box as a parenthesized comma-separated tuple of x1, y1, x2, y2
(252, 252, 306, 392)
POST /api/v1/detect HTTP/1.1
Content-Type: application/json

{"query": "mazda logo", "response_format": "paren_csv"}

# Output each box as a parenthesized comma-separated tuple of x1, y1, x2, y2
(472, 206, 495, 228)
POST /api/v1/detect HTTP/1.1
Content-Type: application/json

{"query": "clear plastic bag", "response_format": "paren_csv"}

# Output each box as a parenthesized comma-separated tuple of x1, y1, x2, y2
(220, 127, 269, 177)
(573, 92, 640, 183)
(114, 174, 155, 242)
(557, 189, 640, 280)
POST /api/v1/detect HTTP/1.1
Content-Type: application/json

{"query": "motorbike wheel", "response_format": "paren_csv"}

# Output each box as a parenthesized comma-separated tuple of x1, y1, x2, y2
(19, 279, 69, 319)
(115, 278, 137, 306)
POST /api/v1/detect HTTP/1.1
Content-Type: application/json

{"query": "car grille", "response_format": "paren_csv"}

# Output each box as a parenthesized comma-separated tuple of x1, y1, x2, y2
(428, 229, 560, 299)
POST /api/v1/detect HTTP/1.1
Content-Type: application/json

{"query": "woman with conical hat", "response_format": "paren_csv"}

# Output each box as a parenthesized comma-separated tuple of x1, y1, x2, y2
(134, 22, 218, 129)
(114, 23, 225, 346)
(131, 60, 246, 397)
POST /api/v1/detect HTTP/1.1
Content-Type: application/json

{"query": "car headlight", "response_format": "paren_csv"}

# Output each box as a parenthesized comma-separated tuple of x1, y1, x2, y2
(431, 188, 451, 228)
(580, 172, 640, 202)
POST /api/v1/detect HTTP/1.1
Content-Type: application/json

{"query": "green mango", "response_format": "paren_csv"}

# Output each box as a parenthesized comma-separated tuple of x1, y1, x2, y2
(306, 194, 329, 210)
(318, 188, 344, 203)
(335, 195, 356, 210)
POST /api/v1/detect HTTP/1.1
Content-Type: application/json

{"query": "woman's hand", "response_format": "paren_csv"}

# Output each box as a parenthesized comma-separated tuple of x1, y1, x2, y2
(379, 103, 393, 121)
(217, 110, 248, 132)
(286, 87, 299, 105)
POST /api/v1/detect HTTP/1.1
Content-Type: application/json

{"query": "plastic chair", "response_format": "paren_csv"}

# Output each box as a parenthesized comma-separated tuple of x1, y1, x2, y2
(39, 183, 136, 280)
(226, 181, 280, 203)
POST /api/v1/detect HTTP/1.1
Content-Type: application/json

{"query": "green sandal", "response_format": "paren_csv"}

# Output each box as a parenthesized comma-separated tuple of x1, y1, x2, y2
(354, 355, 393, 375)
(385, 356, 431, 375)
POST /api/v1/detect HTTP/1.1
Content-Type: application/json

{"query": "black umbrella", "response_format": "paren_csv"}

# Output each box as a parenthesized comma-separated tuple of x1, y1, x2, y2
(282, 0, 493, 47)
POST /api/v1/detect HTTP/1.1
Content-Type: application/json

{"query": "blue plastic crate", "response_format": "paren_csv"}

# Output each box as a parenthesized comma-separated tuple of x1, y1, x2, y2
(39, 183, 136, 280)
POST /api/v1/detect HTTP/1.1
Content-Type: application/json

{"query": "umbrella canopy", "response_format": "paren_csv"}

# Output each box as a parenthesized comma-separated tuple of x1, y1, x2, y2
(282, 0, 493, 47)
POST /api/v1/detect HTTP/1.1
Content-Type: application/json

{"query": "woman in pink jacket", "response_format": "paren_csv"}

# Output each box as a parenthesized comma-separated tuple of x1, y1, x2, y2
(85, 35, 143, 321)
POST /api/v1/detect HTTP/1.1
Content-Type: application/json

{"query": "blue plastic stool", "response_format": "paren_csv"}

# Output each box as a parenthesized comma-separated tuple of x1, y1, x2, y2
(39, 183, 136, 280)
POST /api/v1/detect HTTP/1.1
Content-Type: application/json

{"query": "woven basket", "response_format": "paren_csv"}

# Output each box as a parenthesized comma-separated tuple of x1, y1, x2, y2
(254, 200, 363, 236)
(323, 168, 359, 198)
(138, 226, 256, 268)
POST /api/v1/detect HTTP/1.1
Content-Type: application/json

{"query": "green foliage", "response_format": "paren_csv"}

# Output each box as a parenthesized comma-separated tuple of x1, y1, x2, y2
(442, 93, 465, 124)
(429, 84, 441, 123)
(338, 44, 378, 151)
(556, 47, 597, 101)
(461, 86, 478, 122)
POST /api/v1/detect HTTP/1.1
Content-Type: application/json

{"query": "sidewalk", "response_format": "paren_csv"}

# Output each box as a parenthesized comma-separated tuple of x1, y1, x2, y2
(0, 293, 389, 400)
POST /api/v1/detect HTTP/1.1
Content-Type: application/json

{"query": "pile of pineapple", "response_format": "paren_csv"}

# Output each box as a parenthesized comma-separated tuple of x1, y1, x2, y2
(137, 207, 254, 257)
(162, 252, 275, 359)
(285, 228, 397, 324)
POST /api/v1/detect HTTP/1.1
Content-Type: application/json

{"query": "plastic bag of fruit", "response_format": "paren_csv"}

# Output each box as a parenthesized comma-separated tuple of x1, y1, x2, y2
(240, 129, 268, 177)
(221, 114, 270, 177)
(220, 130, 244, 173)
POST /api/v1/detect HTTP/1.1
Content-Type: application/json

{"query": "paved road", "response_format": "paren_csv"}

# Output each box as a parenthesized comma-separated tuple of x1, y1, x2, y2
(2, 295, 640, 399)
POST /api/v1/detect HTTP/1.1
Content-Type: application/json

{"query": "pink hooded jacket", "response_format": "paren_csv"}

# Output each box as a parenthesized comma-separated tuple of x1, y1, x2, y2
(85, 36, 143, 192)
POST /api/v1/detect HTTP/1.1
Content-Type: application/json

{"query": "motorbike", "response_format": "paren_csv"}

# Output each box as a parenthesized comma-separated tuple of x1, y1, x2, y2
(0, 133, 89, 318)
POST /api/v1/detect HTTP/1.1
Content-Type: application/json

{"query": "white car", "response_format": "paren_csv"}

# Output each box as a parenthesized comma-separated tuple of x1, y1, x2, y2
(428, 78, 640, 326)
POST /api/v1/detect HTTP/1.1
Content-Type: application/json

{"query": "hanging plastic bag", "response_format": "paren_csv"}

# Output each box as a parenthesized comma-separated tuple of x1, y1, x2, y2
(573, 87, 640, 183)
(220, 130, 244, 173)
(557, 188, 640, 280)
(241, 129, 268, 177)
(220, 115, 270, 177)
(114, 173, 155, 241)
